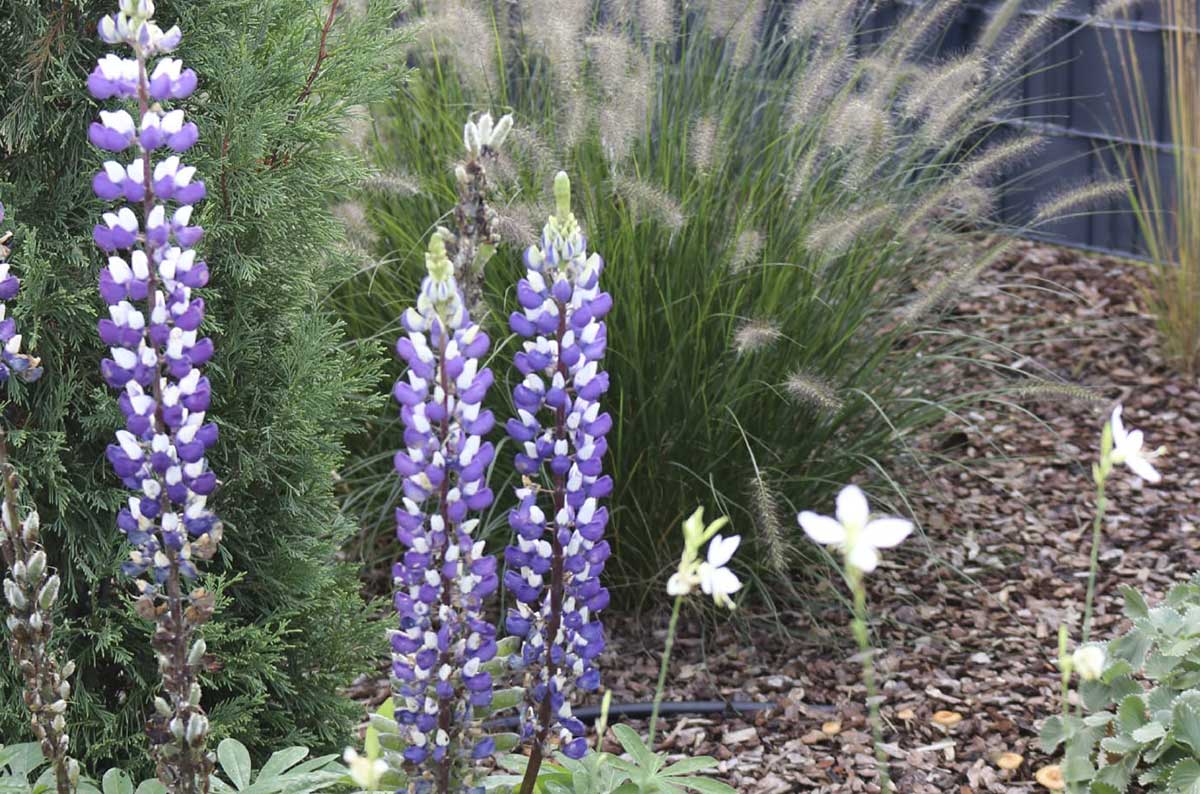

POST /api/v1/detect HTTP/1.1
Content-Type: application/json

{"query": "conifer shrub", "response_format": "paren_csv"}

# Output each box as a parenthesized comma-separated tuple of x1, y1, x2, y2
(339, 0, 1059, 602)
(0, 0, 408, 772)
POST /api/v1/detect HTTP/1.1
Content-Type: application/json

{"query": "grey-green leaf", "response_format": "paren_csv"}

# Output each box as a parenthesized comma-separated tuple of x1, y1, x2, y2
(217, 739, 253, 791)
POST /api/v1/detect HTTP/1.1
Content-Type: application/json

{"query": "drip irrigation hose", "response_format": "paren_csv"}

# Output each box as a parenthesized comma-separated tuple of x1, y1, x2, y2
(485, 700, 776, 731)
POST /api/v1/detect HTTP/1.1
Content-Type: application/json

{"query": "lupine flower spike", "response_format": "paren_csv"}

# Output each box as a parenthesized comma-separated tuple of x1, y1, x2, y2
(0, 202, 74, 794)
(390, 229, 500, 791)
(88, 3, 220, 792)
(506, 172, 613, 792)
(0, 204, 43, 385)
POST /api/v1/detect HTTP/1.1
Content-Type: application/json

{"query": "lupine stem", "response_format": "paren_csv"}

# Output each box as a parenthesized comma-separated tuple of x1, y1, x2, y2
(848, 569, 891, 794)
(648, 594, 683, 748)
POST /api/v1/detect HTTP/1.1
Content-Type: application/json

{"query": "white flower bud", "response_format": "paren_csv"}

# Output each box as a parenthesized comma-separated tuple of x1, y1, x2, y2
(155, 697, 172, 716)
(4, 578, 27, 610)
(187, 638, 207, 666)
(189, 682, 202, 706)
(185, 713, 208, 745)
(1073, 644, 1106, 682)
(26, 550, 46, 581)
(38, 575, 60, 610)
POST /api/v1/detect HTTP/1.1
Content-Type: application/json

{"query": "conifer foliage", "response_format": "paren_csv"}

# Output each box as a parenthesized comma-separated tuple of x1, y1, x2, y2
(0, 0, 408, 772)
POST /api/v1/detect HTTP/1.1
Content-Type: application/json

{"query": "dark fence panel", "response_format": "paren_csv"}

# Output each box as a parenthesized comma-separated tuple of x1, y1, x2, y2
(876, 0, 1190, 259)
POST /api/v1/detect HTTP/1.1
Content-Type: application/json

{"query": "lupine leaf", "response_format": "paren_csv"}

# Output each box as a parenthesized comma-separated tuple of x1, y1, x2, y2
(101, 769, 133, 794)
(611, 725, 659, 774)
(491, 733, 521, 753)
(661, 757, 720, 776)
(217, 740, 253, 791)
(258, 748, 309, 780)
(680, 778, 737, 794)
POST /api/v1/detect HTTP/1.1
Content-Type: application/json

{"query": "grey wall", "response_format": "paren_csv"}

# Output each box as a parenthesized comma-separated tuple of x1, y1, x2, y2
(873, 0, 1188, 259)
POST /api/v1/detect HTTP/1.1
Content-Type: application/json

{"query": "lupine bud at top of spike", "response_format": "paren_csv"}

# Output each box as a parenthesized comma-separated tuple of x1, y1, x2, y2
(22, 510, 39, 543)
(464, 120, 482, 158)
(426, 231, 453, 284)
(491, 114, 513, 150)
(554, 171, 572, 221)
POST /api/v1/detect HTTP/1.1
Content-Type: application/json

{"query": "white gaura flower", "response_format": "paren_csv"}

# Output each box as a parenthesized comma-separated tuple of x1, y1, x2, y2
(698, 534, 742, 609)
(1109, 405, 1163, 483)
(798, 485, 913, 573)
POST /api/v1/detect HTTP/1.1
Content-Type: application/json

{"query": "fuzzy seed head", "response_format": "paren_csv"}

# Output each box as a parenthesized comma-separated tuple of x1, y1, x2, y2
(733, 319, 782, 355)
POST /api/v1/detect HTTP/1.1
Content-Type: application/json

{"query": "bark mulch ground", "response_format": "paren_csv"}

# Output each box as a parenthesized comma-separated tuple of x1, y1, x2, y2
(349, 242, 1200, 791)
(590, 242, 1200, 792)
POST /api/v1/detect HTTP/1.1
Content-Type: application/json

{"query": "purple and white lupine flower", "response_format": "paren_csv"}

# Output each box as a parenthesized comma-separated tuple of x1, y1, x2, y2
(0, 203, 43, 385)
(505, 172, 613, 768)
(390, 230, 500, 787)
(88, 3, 218, 791)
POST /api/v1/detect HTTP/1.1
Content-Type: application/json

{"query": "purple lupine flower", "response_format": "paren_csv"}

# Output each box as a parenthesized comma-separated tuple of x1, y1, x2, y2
(88, 3, 219, 787)
(89, 0, 219, 587)
(390, 230, 500, 784)
(505, 172, 612, 763)
(0, 203, 43, 385)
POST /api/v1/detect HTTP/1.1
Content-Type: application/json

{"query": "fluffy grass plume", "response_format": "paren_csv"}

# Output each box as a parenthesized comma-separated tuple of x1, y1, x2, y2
(1033, 179, 1130, 224)
(729, 228, 765, 272)
(733, 319, 783, 355)
(341, 0, 1072, 598)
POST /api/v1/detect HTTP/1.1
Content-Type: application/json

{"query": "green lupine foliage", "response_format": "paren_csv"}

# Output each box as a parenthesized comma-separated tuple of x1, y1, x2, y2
(1042, 577, 1200, 793)
(339, 0, 1047, 603)
(0, 0, 408, 772)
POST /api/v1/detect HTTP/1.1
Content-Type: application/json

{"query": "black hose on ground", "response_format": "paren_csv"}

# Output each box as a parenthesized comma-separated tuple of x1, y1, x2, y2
(485, 699, 776, 730)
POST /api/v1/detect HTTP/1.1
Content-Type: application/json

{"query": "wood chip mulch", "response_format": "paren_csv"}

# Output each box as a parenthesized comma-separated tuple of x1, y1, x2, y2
(348, 241, 1200, 792)
(594, 242, 1200, 792)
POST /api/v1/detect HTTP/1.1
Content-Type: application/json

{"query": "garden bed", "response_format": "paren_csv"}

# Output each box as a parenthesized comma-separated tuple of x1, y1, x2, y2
(349, 241, 1199, 792)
